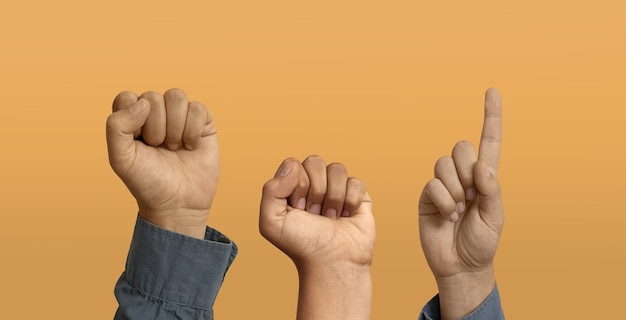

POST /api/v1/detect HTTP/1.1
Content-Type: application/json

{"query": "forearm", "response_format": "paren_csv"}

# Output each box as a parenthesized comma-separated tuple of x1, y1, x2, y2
(435, 266, 496, 320)
(296, 264, 372, 320)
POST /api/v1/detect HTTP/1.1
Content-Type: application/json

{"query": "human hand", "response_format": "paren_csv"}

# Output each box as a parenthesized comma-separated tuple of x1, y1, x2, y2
(259, 156, 374, 320)
(106, 89, 219, 239)
(418, 88, 504, 319)
(260, 155, 375, 269)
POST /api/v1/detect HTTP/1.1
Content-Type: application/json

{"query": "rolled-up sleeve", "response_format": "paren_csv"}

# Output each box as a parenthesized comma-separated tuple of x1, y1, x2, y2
(419, 284, 504, 320)
(114, 216, 238, 320)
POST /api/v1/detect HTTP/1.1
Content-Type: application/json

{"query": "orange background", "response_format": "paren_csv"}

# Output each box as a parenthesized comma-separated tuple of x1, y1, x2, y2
(1, 0, 625, 318)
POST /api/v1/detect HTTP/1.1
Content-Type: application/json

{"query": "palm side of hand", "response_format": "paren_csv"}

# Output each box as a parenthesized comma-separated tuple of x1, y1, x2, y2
(120, 136, 219, 216)
(260, 157, 375, 269)
(418, 88, 504, 279)
(419, 195, 501, 277)
(277, 203, 375, 268)
(107, 89, 220, 238)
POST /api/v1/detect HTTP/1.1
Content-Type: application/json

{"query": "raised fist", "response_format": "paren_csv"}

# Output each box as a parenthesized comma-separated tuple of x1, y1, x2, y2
(106, 89, 219, 239)
(260, 155, 375, 269)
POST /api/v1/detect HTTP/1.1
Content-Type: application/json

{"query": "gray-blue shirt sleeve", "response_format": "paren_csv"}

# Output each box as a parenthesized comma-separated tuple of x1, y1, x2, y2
(419, 284, 504, 320)
(114, 215, 238, 320)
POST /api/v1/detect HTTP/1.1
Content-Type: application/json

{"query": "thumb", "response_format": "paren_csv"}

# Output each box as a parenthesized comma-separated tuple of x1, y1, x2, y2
(260, 159, 300, 228)
(106, 99, 150, 175)
(474, 159, 504, 228)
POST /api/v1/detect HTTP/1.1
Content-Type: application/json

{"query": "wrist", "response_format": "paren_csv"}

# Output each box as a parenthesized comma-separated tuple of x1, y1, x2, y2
(294, 259, 373, 286)
(292, 249, 374, 274)
(296, 260, 372, 279)
(138, 208, 209, 239)
(296, 263, 372, 320)
(435, 265, 496, 320)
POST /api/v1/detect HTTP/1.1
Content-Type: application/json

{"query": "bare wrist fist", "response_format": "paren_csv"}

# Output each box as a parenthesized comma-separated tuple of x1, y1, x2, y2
(259, 156, 375, 270)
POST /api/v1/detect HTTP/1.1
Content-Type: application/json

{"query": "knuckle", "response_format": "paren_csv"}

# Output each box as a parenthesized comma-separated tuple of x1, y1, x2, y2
(435, 156, 452, 167)
(187, 101, 205, 115)
(164, 88, 187, 101)
(113, 90, 137, 102)
(327, 162, 346, 171)
(346, 178, 365, 201)
(262, 180, 275, 194)
(284, 157, 299, 163)
(453, 140, 476, 158)
(114, 90, 135, 99)
(434, 156, 453, 174)
(425, 178, 440, 191)
(303, 154, 325, 164)
(454, 140, 474, 150)
(347, 177, 363, 188)
(327, 162, 348, 175)
(140, 90, 162, 101)
(105, 114, 118, 130)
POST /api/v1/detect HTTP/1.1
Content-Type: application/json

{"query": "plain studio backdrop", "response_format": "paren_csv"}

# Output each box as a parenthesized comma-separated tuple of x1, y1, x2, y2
(0, 1, 624, 318)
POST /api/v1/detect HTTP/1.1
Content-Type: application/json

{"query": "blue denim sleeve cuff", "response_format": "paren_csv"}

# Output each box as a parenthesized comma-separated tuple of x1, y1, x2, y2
(114, 215, 238, 320)
(418, 284, 504, 320)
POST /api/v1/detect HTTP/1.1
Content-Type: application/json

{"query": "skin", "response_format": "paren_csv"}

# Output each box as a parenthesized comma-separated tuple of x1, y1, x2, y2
(106, 88, 218, 239)
(419, 88, 504, 320)
(107, 90, 373, 319)
(260, 156, 375, 320)
(106, 87, 501, 319)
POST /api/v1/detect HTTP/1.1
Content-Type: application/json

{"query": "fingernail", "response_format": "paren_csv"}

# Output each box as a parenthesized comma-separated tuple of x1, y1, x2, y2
(184, 144, 194, 151)
(310, 203, 321, 215)
(466, 188, 477, 200)
(341, 209, 350, 217)
(324, 208, 337, 218)
(129, 99, 145, 116)
(449, 212, 459, 222)
(279, 162, 292, 176)
(296, 197, 306, 210)
(166, 143, 179, 150)
(456, 202, 465, 213)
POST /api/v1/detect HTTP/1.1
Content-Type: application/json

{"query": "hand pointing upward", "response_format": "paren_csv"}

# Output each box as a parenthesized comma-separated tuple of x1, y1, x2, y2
(418, 88, 504, 320)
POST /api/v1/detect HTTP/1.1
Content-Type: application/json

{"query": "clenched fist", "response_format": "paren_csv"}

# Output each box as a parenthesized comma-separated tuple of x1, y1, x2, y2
(259, 155, 375, 320)
(106, 89, 219, 239)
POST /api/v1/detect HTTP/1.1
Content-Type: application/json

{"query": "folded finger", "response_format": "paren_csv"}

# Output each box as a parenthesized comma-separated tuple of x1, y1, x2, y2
(289, 162, 310, 211)
(452, 140, 478, 200)
(422, 178, 459, 222)
(434, 156, 466, 213)
(139, 91, 166, 146)
(163, 88, 189, 150)
(343, 177, 366, 217)
(322, 162, 349, 219)
(112, 91, 140, 138)
(182, 101, 208, 150)
(302, 155, 327, 215)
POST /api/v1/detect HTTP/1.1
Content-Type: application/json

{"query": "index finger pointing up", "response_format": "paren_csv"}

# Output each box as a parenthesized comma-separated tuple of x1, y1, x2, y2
(478, 88, 503, 174)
